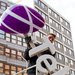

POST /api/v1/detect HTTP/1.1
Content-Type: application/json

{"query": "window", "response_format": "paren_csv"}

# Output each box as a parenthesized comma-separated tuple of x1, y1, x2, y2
(0, 63, 3, 73)
(6, 33, 10, 37)
(0, 45, 4, 55)
(42, 13, 45, 19)
(23, 42, 27, 47)
(1, 2, 6, 6)
(0, 34, 4, 39)
(11, 50, 16, 59)
(64, 47, 67, 52)
(41, 2, 45, 9)
(58, 43, 61, 49)
(17, 37, 22, 41)
(0, 2, 7, 11)
(5, 48, 10, 57)
(51, 11, 54, 15)
(57, 33, 59, 38)
(17, 41, 22, 45)
(12, 35, 16, 39)
(56, 53, 59, 58)
(69, 49, 72, 55)
(35, 31, 40, 37)
(59, 54, 62, 60)
(46, 25, 49, 31)
(65, 57, 68, 63)
(49, 18, 52, 24)
(54, 13, 58, 18)
(23, 38, 25, 43)
(11, 35, 17, 44)
(45, 15, 48, 20)
(11, 65, 16, 74)
(43, 25, 46, 30)
(59, 34, 62, 39)
(56, 23, 59, 28)
(61, 27, 64, 32)
(17, 67, 22, 71)
(38, 10, 42, 15)
(35, 8, 39, 12)
(1, 6, 6, 11)
(0, 30, 5, 34)
(50, 28, 53, 33)
(54, 41, 58, 47)
(57, 64, 60, 70)
(63, 36, 66, 41)
(53, 20, 56, 25)
(6, 37, 10, 42)
(40, 32, 45, 38)
(34, 0, 38, 3)
(22, 38, 27, 47)
(12, 39, 16, 43)
(5, 64, 10, 75)
(17, 37, 22, 45)
(0, 30, 5, 39)
(70, 60, 73, 65)
(71, 70, 75, 75)
(44, 5, 48, 10)
(60, 66, 63, 70)
(65, 22, 68, 26)
(67, 31, 69, 35)
(49, 8, 51, 14)
(56, 53, 62, 60)
(17, 51, 22, 60)
(60, 17, 63, 22)
(68, 40, 70, 45)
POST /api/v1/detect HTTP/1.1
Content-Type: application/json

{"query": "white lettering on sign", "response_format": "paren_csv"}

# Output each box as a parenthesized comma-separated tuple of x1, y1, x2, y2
(36, 54, 57, 74)
(29, 36, 70, 75)
(29, 36, 55, 57)
(36, 54, 69, 75)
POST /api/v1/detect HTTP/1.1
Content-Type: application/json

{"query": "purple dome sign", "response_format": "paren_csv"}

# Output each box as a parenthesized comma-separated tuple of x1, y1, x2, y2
(0, 5, 45, 34)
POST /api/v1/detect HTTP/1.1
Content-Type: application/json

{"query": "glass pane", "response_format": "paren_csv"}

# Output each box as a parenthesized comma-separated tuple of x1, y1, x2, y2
(17, 67, 22, 72)
(12, 35, 16, 39)
(18, 41, 22, 45)
(17, 52, 22, 56)
(0, 63, 3, 67)
(5, 65, 10, 69)
(1, 2, 6, 6)
(65, 57, 68, 63)
(5, 48, 10, 53)
(23, 43, 27, 47)
(11, 50, 16, 54)
(18, 37, 22, 41)
(1, 6, 6, 10)
(11, 66, 16, 70)
(0, 68, 3, 73)
(0, 34, 4, 39)
(41, 2, 45, 8)
(0, 30, 5, 34)
(49, 8, 51, 13)
(6, 33, 10, 37)
(23, 39, 25, 42)
(6, 37, 10, 42)
(5, 70, 9, 74)
(12, 39, 16, 43)
(59, 54, 62, 60)
(0, 46, 4, 55)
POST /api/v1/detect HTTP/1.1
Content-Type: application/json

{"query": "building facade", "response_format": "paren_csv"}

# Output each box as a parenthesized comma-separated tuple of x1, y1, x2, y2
(0, 0, 75, 75)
